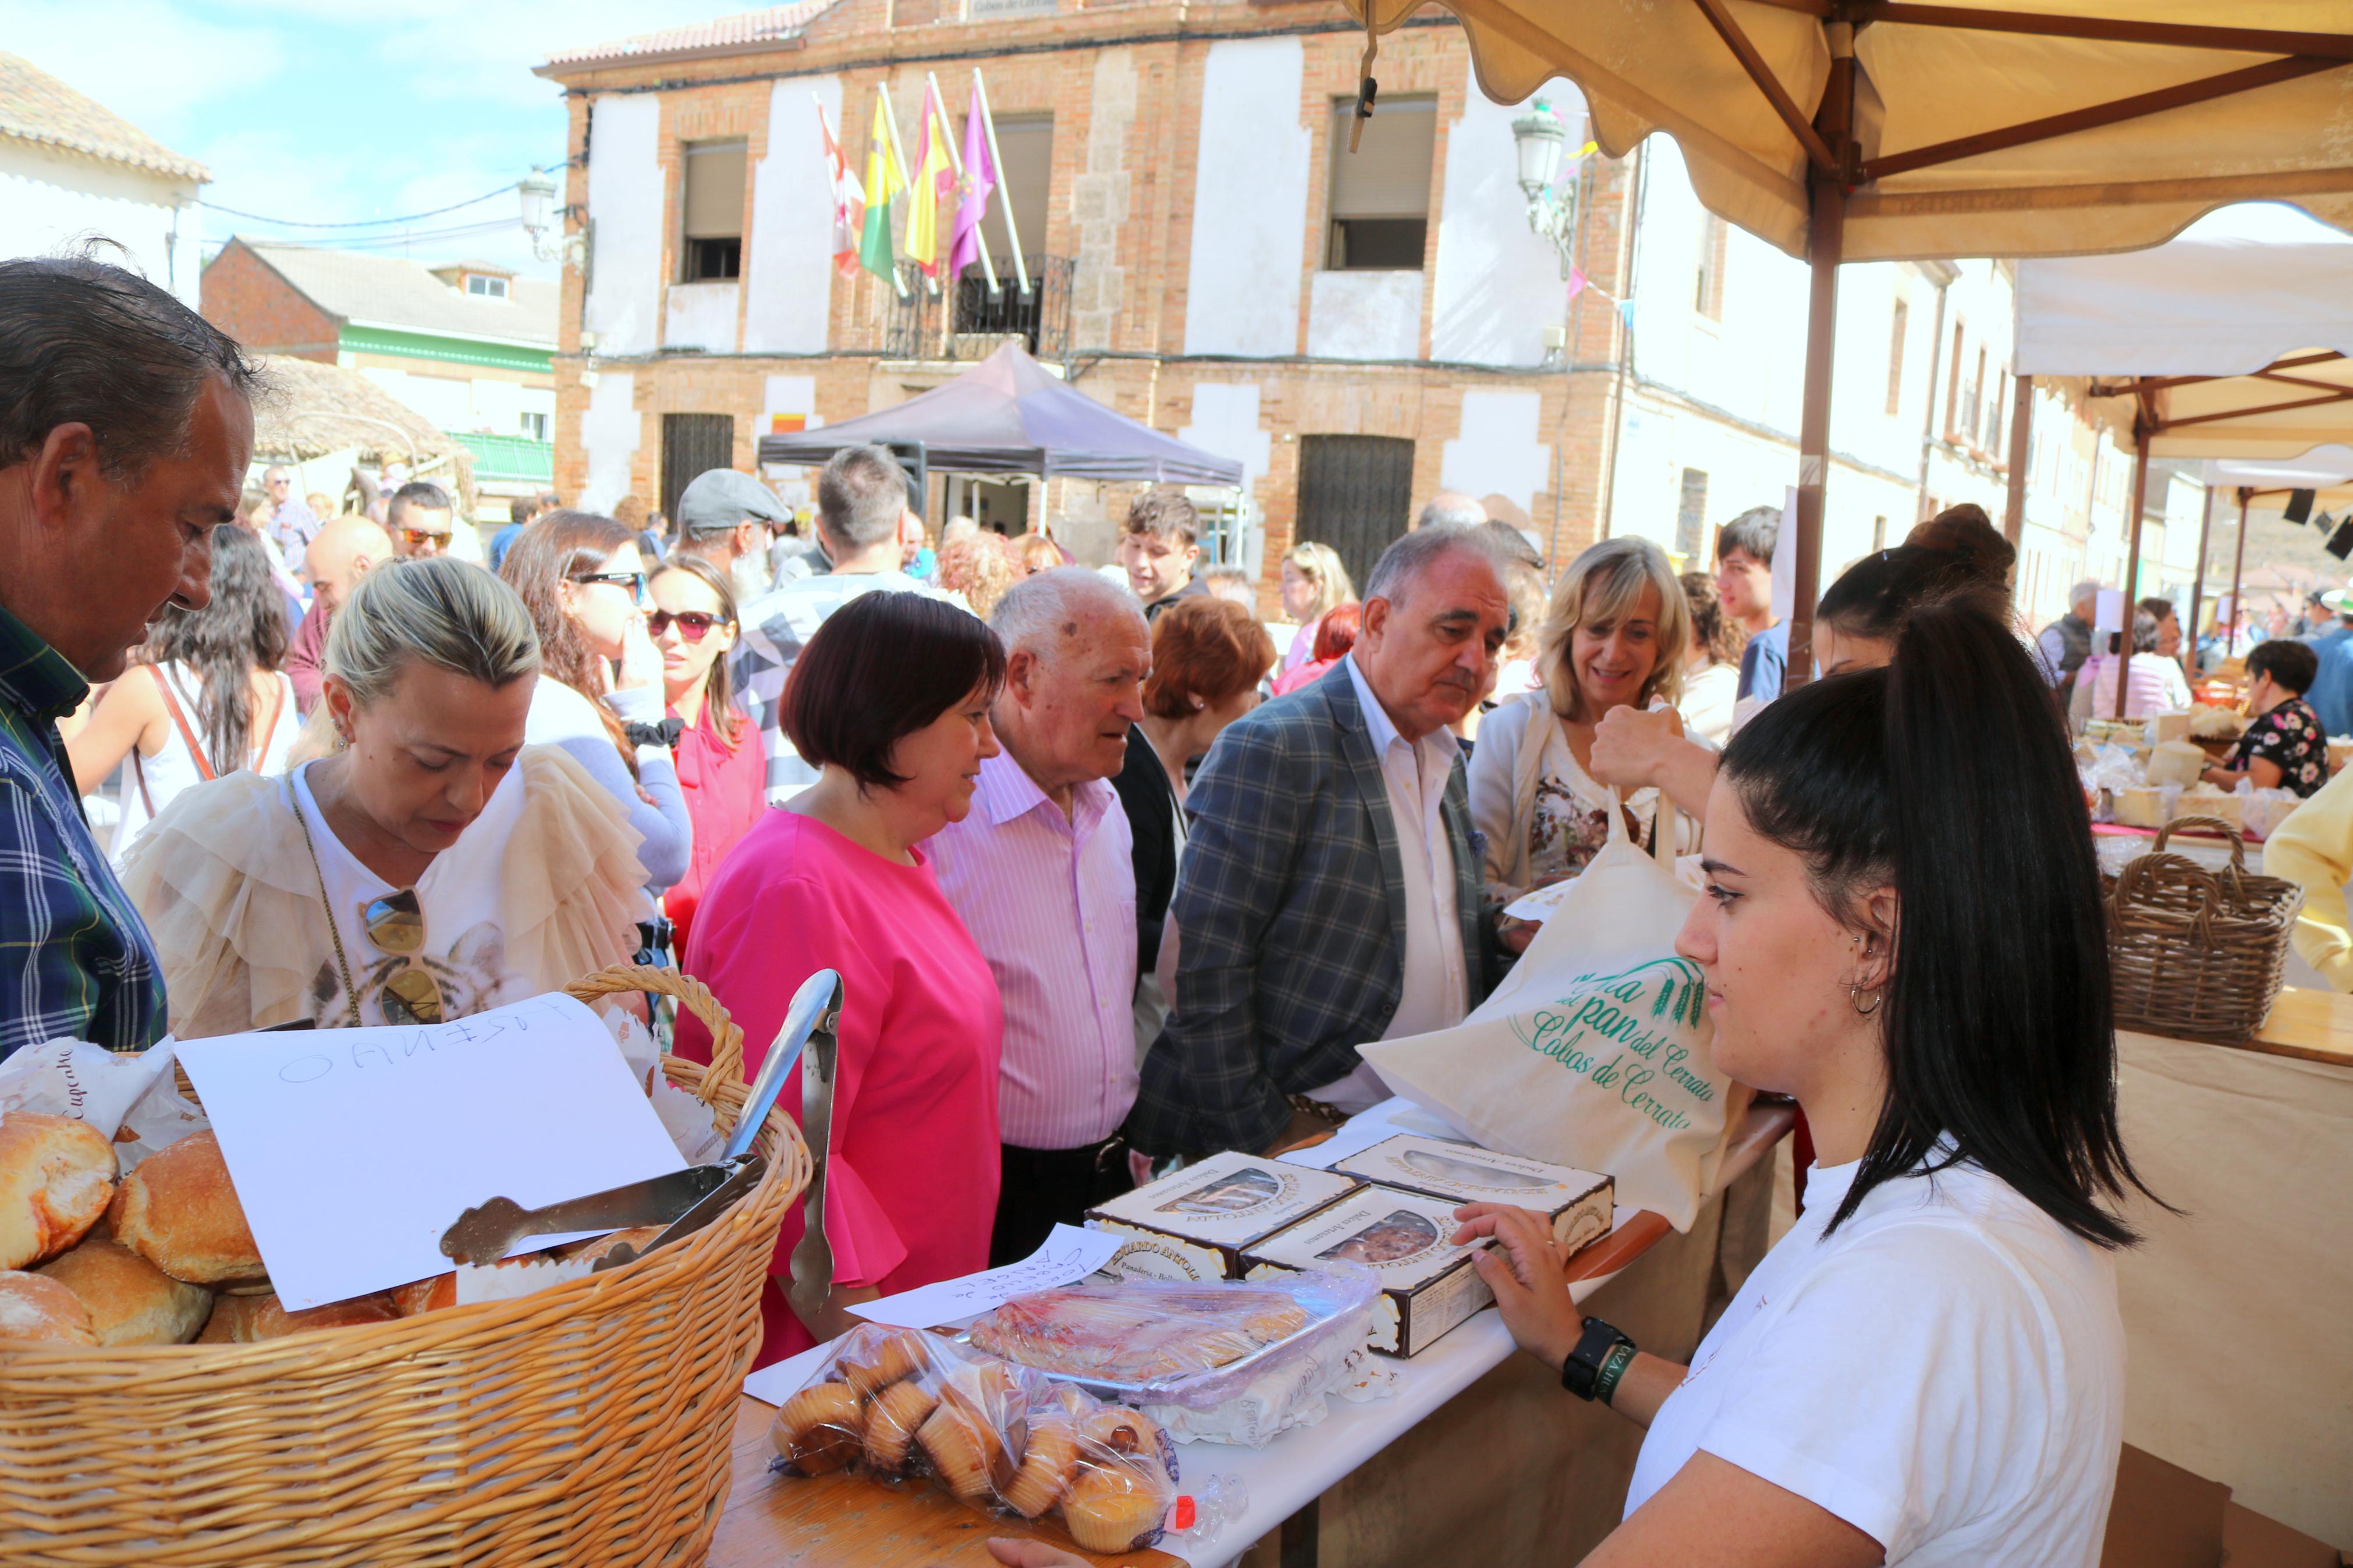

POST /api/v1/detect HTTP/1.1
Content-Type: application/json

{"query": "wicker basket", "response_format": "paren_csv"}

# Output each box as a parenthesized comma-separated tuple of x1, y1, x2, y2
(2106, 817, 2304, 1044)
(0, 965, 809, 1566)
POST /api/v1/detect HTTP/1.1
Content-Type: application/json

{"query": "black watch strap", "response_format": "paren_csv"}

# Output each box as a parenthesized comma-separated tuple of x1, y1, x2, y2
(1561, 1314, 1634, 1401)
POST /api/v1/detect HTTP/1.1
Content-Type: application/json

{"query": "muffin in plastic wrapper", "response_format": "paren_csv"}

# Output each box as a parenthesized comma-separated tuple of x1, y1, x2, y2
(768, 1322, 1182, 1555)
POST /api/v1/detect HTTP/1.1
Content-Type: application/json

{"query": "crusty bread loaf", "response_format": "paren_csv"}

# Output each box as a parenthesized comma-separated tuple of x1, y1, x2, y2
(37, 1237, 212, 1345)
(109, 1131, 265, 1286)
(197, 1289, 396, 1343)
(0, 1268, 98, 1345)
(0, 1111, 119, 1270)
(391, 1274, 456, 1317)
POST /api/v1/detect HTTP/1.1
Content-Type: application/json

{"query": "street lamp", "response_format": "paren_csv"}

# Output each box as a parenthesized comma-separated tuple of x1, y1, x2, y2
(519, 168, 560, 261)
(1510, 99, 1579, 279)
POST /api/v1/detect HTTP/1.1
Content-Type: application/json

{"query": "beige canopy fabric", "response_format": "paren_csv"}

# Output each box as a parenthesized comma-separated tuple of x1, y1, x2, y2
(1357, 0, 2353, 263)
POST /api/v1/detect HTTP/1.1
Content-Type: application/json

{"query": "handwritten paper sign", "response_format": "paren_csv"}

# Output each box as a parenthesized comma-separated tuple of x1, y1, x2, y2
(176, 994, 686, 1311)
(846, 1224, 1124, 1329)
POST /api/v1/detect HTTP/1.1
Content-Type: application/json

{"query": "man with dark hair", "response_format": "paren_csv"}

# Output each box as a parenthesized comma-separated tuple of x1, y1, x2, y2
(734, 444, 943, 802)
(388, 480, 455, 558)
(671, 468, 789, 606)
(0, 253, 258, 1057)
(1714, 504, 1784, 702)
(1128, 525, 1510, 1157)
(1117, 488, 1203, 619)
(487, 493, 541, 570)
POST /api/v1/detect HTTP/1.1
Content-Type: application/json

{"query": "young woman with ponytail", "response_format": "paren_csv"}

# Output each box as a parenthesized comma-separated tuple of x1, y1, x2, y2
(1452, 595, 2152, 1566)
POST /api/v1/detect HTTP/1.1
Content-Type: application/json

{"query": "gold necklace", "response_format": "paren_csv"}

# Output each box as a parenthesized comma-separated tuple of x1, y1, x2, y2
(290, 784, 365, 1029)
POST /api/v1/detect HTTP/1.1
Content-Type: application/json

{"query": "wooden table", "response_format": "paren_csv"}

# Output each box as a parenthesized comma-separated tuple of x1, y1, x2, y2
(2244, 984, 2353, 1067)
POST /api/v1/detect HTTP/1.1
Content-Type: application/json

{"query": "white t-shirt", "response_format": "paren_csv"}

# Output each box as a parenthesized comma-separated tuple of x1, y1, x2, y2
(289, 762, 530, 1027)
(1624, 1153, 2124, 1565)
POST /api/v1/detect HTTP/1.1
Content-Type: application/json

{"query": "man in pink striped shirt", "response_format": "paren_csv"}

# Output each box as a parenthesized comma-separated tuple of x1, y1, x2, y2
(928, 567, 1148, 1265)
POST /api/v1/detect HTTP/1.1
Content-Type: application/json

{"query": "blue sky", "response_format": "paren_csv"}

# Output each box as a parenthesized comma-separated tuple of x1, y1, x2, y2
(1, 0, 738, 277)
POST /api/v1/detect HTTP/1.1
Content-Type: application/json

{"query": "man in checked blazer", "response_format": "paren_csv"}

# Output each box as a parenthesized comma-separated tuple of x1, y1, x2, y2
(1127, 527, 1513, 1157)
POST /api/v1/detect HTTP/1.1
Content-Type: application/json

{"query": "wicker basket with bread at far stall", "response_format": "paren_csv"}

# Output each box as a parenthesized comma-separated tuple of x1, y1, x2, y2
(0, 964, 810, 1567)
(2105, 818, 2303, 1046)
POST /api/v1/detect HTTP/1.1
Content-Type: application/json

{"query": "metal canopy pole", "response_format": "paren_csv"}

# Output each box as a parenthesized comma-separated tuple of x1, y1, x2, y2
(1785, 28, 1854, 693)
(2187, 482, 2215, 679)
(2113, 422, 2152, 719)
(2003, 375, 2033, 545)
(2226, 487, 2252, 660)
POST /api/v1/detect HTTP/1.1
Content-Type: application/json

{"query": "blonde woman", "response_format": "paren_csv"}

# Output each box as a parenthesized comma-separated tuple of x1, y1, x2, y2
(1278, 542, 1355, 673)
(120, 558, 651, 1037)
(1467, 537, 1690, 925)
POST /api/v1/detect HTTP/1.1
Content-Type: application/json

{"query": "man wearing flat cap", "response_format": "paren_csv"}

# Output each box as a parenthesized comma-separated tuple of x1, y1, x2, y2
(671, 468, 790, 609)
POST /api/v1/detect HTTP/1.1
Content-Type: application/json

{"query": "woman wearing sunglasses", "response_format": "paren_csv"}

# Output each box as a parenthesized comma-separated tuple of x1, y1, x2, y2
(120, 557, 650, 1035)
(648, 556, 764, 955)
(499, 511, 693, 893)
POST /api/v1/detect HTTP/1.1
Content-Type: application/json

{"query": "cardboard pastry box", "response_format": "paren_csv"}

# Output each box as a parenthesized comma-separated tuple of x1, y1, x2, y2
(1244, 1187, 1495, 1357)
(1332, 1135, 1613, 1258)
(1087, 1150, 1362, 1281)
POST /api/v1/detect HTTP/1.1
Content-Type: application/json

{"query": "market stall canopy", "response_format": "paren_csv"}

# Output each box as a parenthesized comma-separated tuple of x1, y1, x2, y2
(249, 353, 478, 515)
(1354, 1, 2353, 263)
(755, 343, 1245, 486)
(2015, 208, 2353, 460)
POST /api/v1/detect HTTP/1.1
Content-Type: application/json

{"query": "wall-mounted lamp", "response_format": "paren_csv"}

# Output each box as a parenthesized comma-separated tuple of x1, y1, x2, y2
(1509, 100, 1584, 280)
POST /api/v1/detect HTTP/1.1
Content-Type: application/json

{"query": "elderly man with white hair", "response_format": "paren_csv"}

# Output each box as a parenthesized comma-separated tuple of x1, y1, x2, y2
(2036, 578, 2104, 705)
(926, 566, 1151, 1263)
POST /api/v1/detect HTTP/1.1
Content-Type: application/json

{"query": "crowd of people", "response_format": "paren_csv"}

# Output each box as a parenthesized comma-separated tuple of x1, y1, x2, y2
(0, 251, 2180, 1566)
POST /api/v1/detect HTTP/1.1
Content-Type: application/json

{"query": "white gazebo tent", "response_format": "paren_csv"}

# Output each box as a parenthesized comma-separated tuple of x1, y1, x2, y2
(2013, 204, 2353, 707)
(1348, 1, 2353, 686)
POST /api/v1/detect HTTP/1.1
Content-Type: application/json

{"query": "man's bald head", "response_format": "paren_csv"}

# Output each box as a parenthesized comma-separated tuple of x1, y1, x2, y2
(305, 514, 395, 611)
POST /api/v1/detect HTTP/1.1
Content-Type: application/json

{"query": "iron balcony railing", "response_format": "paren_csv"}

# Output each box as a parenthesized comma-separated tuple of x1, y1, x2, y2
(880, 255, 1074, 362)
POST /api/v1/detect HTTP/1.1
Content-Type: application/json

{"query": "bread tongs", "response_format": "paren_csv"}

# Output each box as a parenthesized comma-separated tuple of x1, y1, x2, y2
(438, 970, 844, 1269)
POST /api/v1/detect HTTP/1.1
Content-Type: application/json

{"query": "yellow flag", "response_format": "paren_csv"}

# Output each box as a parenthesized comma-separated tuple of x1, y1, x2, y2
(904, 86, 956, 277)
(858, 94, 904, 285)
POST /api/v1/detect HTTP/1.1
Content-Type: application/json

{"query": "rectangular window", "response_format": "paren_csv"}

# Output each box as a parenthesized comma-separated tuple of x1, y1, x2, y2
(1676, 468, 1710, 560)
(1945, 323, 1966, 438)
(1694, 215, 1726, 320)
(520, 411, 549, 442)
(1988, 372, 2009, 457)
(680, 140, 747, 282)
(466, 274, 509, 298)
(1872, 514, 1888, 552)
(974, 113, 1052, 273)
(1884, 298, 1907, 415)
(1326, 97, 1436, 271)
(1962, 346, 1986, 445)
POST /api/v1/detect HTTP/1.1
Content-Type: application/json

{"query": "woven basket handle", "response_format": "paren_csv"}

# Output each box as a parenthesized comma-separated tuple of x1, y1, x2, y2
(2152, 815, 2245, 873)
(563, 963, 750, 1135)
(2109, 852, 2223, 947)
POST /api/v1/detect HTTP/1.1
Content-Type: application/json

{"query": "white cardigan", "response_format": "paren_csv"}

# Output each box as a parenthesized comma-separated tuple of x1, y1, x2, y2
(1465, 692, 1673, 902)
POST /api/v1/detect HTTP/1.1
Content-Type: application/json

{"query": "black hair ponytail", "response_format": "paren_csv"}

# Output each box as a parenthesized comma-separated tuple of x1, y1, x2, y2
(1722, 598, 2156, 1247)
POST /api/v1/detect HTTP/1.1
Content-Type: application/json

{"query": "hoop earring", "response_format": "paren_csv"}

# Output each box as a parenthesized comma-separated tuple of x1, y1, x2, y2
(1851, 984, 1883, 1017)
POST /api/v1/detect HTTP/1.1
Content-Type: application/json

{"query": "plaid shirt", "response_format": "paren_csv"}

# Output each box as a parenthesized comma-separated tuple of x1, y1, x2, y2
(0, 609, 166, 1058)
(1126, 662, 1498, 1157)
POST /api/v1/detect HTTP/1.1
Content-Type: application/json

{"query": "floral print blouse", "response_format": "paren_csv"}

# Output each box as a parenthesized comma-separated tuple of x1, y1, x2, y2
(2228, 696, 2327, 798)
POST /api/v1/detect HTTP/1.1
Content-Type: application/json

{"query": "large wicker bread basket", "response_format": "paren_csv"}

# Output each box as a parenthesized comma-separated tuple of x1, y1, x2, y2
(2106, 817, 2303, 1045)
(0, 965, 809, 1566)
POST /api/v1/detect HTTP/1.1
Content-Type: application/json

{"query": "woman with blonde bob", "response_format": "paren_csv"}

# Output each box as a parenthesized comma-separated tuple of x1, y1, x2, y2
(1277, 541, 1355, 673)
(122, 557, 651, 1037)
(1468, 536, 1690, 924)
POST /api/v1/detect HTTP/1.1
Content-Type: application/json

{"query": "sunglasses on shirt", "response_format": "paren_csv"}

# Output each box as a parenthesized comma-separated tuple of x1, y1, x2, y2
(363, 888, 445, 1026)
(647, 609, 729, 641)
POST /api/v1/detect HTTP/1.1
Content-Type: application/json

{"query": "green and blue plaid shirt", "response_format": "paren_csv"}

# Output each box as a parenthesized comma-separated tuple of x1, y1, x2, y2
(0, 607, 166, 1058)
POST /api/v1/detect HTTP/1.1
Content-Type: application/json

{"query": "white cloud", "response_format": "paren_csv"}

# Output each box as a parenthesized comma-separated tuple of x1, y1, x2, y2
(0, 0, 284, 137)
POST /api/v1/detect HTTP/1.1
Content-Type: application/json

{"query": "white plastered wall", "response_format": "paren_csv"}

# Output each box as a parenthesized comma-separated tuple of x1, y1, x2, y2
(1442, 389, 1550, 518)
(1182, 39, 1308, 358)
(0, 140, 201, 307)
(759, 374, 823, 508)
(584, 94, 663, 357)
(1429, 67, 1581, 368)
(579, 369, 641, 513)
(744, 76, 842, 355)
(1306, 273, 1422, 361)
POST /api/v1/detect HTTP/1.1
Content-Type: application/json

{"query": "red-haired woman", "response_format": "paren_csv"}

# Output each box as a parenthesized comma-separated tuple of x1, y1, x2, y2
(1269, 600, 1361, 696)
(680, 590, 1007, 1366)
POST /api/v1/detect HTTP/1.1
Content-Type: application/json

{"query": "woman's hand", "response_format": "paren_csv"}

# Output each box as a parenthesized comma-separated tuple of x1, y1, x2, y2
(1589, 705, 1683, 791)
(1499, 918, 1541, 955)
(1451, 1203, 1585, 1370)
(613, 610, 662, 693)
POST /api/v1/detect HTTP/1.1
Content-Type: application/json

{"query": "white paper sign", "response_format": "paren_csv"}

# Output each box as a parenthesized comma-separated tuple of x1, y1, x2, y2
(845, 1224, 1123, 1329)
(176, 993, 686, 1311)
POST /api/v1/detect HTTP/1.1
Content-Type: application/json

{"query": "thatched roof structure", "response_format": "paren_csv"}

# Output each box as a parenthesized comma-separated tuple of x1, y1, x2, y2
(248, 354, 477, 515)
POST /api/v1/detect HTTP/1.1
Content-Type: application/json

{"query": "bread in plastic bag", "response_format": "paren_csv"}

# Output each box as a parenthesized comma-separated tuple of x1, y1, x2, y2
(768, 1322, 1181, 1554)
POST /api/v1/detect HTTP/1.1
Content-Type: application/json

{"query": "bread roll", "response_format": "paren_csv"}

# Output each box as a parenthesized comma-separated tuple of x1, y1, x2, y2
(0, 1268, 98, 1345)
(390, 1274, 456, 1317)
(109, 1130, 265, 1285)
(38, 1238, 212, 1345)
(0, 1111, 118, 1269)
(197, 1289, 396, 1343)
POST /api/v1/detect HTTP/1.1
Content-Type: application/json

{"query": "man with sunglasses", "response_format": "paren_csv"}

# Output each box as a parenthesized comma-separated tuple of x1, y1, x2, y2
(261, 465, 317, 556)
(670, 468, 788, 607)
(389, 481, 455, 559)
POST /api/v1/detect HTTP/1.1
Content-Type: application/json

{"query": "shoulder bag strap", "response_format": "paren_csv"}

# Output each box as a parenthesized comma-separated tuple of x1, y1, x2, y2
(249, 674, 287, 769)
(148, 665, 218, 783)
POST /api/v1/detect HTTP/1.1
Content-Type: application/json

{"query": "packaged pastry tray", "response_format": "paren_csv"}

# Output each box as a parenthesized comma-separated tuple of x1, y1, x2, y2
(1330, 1134, 1613, 1255)
(1244, 1187, 1495, 1357)
(1085, 1149, 1363, 1281)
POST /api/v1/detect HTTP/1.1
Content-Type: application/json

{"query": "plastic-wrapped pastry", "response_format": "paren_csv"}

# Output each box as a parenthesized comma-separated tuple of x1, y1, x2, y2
(841, 1327, 928, 1400)
(768, 1381, 862, 1474)
(915, 1397, 1004, 1505)
(966, 1279, 1314, 1382)
(1001, 1412, 1079, 1518)
(1060, 1459, 1174, 1553)
(862, 1378, 938, 1476)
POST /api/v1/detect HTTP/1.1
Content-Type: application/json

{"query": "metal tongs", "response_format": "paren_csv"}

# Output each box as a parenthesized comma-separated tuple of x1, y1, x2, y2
(438, 970, 844, 1269)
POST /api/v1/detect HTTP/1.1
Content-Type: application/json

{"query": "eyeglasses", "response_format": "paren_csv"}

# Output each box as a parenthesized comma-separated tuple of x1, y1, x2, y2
(570, 571, 647, 602)
(361, 889, 445, 1026)
(401, 528, 451, 547)
(647, 609, 727, 641)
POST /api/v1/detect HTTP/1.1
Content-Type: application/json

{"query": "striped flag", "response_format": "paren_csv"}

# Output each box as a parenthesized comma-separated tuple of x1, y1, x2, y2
(818, 104, 864, 279)
(903, 81, 956, 280)
(858, 94, 904, 286)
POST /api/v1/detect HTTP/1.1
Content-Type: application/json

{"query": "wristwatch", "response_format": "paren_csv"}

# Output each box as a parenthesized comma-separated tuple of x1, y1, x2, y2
(1561, 1315, 1637, 1405)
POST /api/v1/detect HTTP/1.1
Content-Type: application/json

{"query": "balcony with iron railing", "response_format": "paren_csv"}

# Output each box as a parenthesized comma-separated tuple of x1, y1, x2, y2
(876, 255, 1074, 363)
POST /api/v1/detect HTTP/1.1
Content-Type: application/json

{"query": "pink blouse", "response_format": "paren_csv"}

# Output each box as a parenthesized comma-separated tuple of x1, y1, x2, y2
(662, 698, 766, 957)
(678, 811, 1003, 1366)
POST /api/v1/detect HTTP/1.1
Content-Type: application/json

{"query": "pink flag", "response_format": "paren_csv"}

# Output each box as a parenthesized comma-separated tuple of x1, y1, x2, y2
(949, 77, 996, 276)
(1565, 265, 1588, 300)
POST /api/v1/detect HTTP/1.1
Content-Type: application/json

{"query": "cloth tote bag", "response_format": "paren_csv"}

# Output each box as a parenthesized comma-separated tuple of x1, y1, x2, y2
(1358, 792, 1734, 1231)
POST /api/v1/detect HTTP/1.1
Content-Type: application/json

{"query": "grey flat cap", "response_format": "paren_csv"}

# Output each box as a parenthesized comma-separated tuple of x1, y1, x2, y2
(679, 469, 789, 535)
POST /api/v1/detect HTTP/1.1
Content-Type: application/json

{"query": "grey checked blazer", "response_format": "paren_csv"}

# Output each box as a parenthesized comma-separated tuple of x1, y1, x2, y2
(1125, 662, 1497, 1156)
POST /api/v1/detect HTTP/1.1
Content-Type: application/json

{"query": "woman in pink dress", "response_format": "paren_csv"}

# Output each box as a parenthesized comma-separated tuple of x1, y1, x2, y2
(679, 591, 1007, 1366)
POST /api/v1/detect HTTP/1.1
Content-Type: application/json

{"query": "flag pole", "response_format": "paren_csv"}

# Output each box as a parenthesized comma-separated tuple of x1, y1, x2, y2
(876, 86, 934, 298)
(931, 68, 1000, 297)
(973, 67, 1030, 299)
